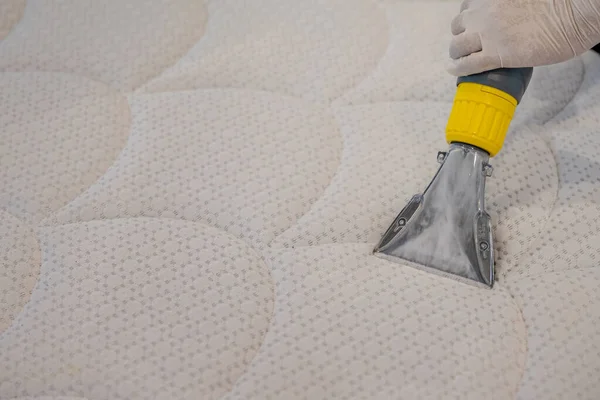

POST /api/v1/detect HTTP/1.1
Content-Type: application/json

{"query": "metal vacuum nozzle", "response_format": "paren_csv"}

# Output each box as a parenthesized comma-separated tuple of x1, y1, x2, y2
(373, 143, 494, 287)
(373, 67, 533, 288)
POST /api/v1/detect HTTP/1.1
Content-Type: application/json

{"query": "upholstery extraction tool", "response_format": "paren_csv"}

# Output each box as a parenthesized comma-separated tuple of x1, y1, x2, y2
(373, 67, 533, 288)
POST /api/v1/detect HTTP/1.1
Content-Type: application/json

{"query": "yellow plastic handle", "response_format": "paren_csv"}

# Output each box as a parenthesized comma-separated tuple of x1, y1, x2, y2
(445, 82, 518, 157)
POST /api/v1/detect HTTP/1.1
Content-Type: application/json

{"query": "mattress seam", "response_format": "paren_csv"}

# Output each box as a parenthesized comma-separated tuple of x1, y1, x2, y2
(500, 127, 561, 279)
(10, 216, 277, 398)
(220, 249, 277, 399)
(267, 104, 346, 248)
(500, 58, 586, 278)
(497, 283, 529, 400)
(535, 56, 587, 127)
(329, 0, 391, 107)
(37, 95, 132, 228)
(133, 1, 210, 93)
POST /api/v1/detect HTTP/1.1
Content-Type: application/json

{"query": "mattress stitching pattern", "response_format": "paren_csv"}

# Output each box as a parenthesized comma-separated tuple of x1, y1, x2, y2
(1, 0, 598, 399)
(0, 0, 540, 396)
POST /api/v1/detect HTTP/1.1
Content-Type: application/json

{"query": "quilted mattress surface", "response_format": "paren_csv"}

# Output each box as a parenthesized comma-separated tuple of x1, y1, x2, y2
(2, 0, 600, 399)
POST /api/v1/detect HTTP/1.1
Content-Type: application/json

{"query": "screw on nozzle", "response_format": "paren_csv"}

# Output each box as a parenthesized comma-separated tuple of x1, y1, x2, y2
(393, 217, 407, 233)
(483, 164, 493, 177)
(437, 152, 447, 164)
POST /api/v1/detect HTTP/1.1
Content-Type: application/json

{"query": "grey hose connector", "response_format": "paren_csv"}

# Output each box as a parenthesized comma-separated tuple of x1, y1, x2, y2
(456, 67, 534, 104)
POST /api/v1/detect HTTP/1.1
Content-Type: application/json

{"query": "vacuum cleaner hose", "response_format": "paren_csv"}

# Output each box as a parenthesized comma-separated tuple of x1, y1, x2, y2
(457, 68, 533, 104)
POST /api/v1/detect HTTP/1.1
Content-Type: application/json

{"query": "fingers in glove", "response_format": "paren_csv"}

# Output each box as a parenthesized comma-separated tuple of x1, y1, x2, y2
(451, 12, 466, 35)
(460, 0, 474, 13)
(446, 52, 500, 77)
(449, 32, 482, 59)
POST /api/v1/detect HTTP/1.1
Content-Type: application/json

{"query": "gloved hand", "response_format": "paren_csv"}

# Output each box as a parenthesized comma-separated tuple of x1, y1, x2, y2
(447, 0, 600, 76)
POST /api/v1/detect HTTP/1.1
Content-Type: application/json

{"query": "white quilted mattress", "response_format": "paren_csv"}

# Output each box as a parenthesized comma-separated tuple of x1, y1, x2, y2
(2, 0, 600, 399)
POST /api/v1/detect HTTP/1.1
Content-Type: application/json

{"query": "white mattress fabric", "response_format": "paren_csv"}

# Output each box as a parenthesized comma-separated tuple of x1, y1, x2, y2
(1, 0, 600, 399)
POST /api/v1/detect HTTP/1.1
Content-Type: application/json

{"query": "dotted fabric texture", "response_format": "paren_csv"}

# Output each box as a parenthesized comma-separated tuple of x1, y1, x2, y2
(1, 0, 600, 399)
(9, 398, 86, 400)
(10, 398, 87, 400)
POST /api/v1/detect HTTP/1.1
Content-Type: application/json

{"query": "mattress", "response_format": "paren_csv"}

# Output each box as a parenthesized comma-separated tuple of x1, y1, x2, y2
(1, 0, 599, 399)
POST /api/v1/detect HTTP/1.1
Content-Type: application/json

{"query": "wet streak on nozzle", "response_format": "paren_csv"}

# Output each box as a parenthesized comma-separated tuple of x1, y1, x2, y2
(373, 143, 495, 288)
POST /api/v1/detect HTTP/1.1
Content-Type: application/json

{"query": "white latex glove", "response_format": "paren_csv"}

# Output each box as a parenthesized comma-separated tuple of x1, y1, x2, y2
(448, 0, 600, 76)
